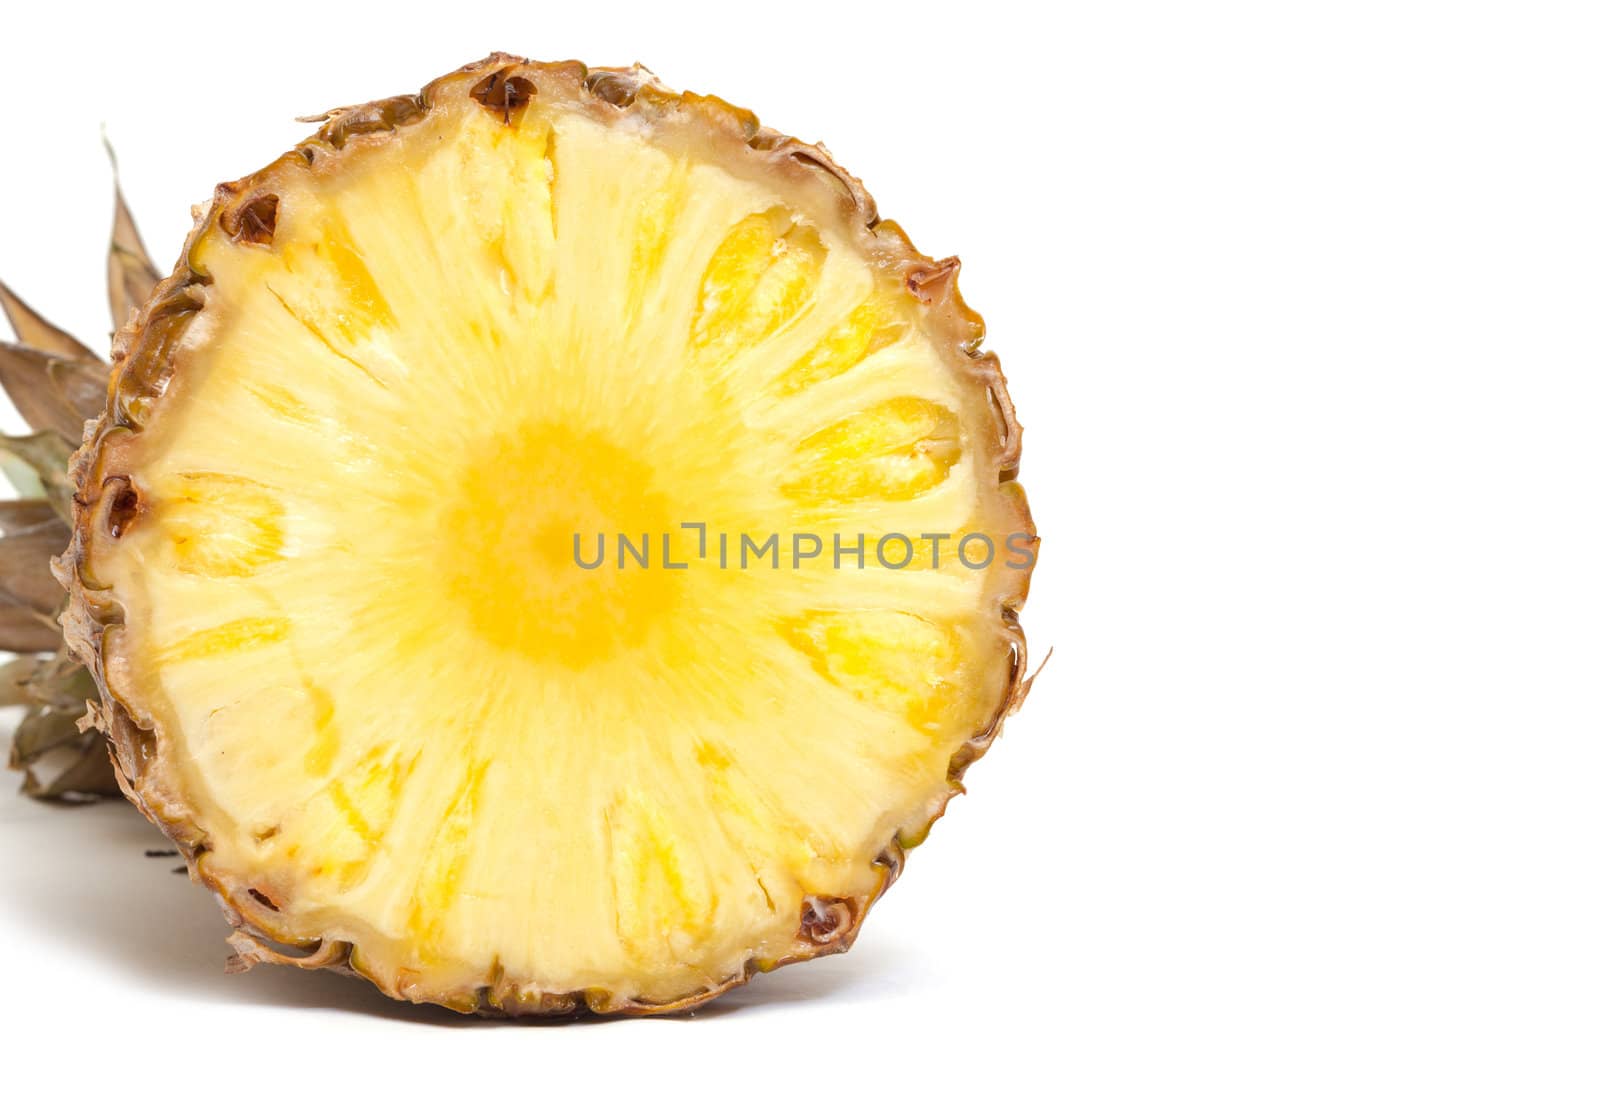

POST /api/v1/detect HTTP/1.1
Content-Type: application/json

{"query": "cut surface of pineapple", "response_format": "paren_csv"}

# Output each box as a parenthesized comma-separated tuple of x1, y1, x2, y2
(60, 56, 1034, 1014)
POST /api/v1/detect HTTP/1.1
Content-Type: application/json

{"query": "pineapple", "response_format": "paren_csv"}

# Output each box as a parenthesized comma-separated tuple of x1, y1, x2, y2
(13, 55, 1035, 1014)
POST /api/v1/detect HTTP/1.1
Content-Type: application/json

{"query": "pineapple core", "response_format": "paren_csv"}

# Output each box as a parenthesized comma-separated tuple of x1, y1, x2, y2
(83, 71, 1030, 1011)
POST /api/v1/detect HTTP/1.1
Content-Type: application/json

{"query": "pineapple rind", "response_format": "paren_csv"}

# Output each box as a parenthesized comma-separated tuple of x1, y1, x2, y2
(57, 54, 1037, 1015)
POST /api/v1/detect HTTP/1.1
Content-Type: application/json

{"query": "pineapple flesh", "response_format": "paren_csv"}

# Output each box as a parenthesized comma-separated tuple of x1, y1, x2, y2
(57, 57, 1035, 1014)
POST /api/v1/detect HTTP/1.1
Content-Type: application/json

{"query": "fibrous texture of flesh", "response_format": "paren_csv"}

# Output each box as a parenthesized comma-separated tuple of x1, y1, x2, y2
(58, 56, 1036, 1014)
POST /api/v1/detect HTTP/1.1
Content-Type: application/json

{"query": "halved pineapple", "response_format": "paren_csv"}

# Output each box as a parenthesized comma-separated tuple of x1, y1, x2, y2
(59, 56, 1035, 1014)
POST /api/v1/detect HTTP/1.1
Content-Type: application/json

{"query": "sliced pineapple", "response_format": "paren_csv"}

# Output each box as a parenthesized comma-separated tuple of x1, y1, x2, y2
(60, 56, 1035, 1014)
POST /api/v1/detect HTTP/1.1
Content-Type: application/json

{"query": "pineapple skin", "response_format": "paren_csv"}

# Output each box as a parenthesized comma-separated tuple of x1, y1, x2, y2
(55, 54, 1037, 1016)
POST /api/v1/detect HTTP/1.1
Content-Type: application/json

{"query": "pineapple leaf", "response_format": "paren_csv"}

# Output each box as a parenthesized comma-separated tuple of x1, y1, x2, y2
(0, 342, 98, 439)
(0, 432, 77, 518)
(105, 136, 163, 330)
(0, 526, 67, 616)
(0, 603, 60, 653)
(0, 499, 61, 537)
(9, 707, 80, 766)
(0, 654, 43, 706)
(43, 664, 98, 707)
(19, 733, 120, 802)
(0, 280, 97, 360)
(48, 356, 110, 425)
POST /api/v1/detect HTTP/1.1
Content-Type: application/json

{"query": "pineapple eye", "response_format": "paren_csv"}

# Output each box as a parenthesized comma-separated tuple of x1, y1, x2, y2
(45, 56, 1034, 1016)
(469, 69, 537, 124)
(223, 192, 280, 246)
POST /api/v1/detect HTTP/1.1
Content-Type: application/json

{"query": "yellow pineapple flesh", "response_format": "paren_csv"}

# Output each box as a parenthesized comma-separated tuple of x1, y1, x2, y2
(60, 57, 1034, 1013)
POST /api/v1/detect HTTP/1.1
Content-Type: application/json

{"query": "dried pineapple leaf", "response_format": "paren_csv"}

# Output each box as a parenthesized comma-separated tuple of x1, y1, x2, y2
(0, 280, 96, 360)
(5, 648, 98, 714)
(19, 734, 120, 801)
(0, 432, 77, 519)
(0, 459, 42, 503)
(0, 604, 60, 653)
(0, 343, 98, 439)
(49, 356, 109, 425)
(13, 652, 96, 708)
(0, 499, 61, 537)
(9, 707, 81, 766)
(0, 527, 67, 616)
(105, 138, 163, 329)
(0, 654, 44, 706)
(35, 663, 97, 708)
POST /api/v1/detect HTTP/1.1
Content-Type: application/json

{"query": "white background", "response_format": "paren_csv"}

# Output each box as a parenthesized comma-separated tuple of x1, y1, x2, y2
(2, 2, 1597, 1088)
